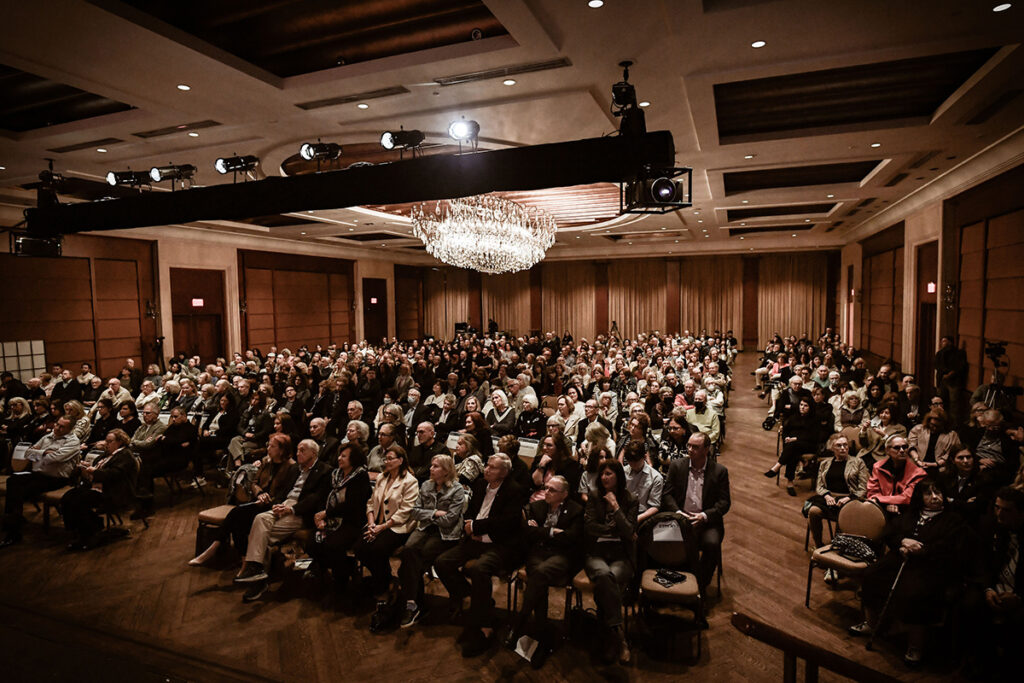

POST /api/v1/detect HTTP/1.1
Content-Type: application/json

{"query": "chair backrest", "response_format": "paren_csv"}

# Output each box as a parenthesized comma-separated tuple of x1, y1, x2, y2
(836, 500, 886, 541)
(541, 395, 559, 411)
(646, 516, 693, 568)
(11, 442, 32, 472)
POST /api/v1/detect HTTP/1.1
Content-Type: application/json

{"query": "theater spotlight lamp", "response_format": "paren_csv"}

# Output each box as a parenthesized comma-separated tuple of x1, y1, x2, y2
(105, 170, 150, 187)
(214, 154, 259, 175)
(447, 119, 479, 142)
(299, 141, 342, 161)
(611, 60, 646, 137)
(149, 164, 196, 183)
(380, 129, 425, 150)
(621, 166, 693, 215)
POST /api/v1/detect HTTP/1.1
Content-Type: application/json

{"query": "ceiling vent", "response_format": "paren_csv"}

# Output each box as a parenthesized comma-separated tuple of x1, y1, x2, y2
(132, 120, 221, 139)
(433, 57, 572, 86)
(295, 85, 410, 110)
(47, 137, 123, 153)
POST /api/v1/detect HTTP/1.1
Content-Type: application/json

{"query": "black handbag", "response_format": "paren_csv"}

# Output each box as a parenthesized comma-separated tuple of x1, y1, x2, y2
(829, 533, 876, 562)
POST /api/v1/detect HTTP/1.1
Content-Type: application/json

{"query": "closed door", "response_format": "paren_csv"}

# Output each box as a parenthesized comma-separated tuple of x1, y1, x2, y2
(362, 278, 388, 344)
(172, 314, 223, 362)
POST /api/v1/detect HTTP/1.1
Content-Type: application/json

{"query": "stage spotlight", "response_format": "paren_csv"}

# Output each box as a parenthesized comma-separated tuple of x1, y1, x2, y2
(447, 119, 479, 142)
(214, 155, 259, 175)
(149, 164, 196, 183)
(380, 129, 425, 150)
(299, 141, 342, 161)
(106, 170, 150, 187)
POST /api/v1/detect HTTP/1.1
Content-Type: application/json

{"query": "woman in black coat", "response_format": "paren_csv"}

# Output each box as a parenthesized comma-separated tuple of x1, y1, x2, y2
(848, 478, 967, 665)
(61, 428, 139, 549)
(939, 448, 988, 527)
(305, 442, 372, 592)
(765, 398, 819, 495)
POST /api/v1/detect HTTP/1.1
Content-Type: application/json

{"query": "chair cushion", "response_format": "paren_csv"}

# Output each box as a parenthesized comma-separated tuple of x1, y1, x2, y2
(811, 545, 870, 574)
(42, 486, 74, 504)
(640, 569, 700, 603)
(0, 474, 8, 495)
(516, 567, 528, 582)
(572, 570, 592, 592)
(198, 504, 236, 525)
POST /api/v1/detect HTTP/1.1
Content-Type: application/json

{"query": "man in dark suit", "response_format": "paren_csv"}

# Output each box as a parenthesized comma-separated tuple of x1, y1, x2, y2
(435, 453, 525, 657)
(49, 368, 83, 405)
(506, 474, 583, 651)
(309, 417, 340, 466)
(404, 387, 439, 432)
(434, 394, 461, 441)
(575, 399, 614, 449)
(408, 421, 447, 481)
(661, 432, 730, 590)
(234, 438, 333, 601)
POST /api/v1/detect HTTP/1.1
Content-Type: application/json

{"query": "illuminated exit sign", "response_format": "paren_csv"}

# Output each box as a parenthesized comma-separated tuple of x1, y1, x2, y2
(191, 298, 204, 307)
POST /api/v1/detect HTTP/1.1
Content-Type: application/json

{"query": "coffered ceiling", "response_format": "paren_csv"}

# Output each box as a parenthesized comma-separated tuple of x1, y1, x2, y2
(0, 0, 1022, 262)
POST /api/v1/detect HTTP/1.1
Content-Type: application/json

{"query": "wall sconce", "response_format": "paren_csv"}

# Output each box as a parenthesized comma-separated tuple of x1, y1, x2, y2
(926, 281, 937, 294)
(850, 288, 862, 303)
(145, 299, 158, 320)
(239, 299, 248, 316)
(942, 283, 957, 311)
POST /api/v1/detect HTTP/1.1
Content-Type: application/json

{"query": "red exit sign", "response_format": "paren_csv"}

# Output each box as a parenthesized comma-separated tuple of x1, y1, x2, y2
(191, 298, 204, 307)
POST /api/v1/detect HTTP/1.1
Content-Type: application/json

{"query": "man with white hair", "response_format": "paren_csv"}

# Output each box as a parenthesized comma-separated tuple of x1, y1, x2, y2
(685, 390, 721, 446)
(88, 377, 132, 417)
(308, 417, 340, 465)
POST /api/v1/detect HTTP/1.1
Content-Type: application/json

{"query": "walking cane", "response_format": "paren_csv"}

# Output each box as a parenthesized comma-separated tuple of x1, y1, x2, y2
(865, 558, 907, 651)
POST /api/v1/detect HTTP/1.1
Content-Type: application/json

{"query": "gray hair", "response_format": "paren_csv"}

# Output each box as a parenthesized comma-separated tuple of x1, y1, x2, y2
(298, 438, 321, 456)
(488, 453, 512, 475)
(347, 419, 370, 441)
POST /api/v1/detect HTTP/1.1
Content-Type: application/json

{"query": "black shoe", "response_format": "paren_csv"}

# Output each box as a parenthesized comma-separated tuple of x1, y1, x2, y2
(0, 535, 21, 549)
(234, 563, 268, 584)
(530, 641, 552, 669)
(400, 605, 421, 629)
(461, 630, 493, 658)
(242, 581, 267, 603)
(502, 627, 519, 651)
(787, 486, 797, 497)
(763, 469, 777, 478)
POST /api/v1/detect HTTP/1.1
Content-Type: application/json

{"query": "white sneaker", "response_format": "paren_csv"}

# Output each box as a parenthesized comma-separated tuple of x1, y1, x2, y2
(823, 569, 839, 585)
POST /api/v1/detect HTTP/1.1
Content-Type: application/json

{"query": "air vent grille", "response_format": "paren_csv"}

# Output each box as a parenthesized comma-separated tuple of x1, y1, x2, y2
(47, 137, 123, 153)
(433, 58, 572, 86)
(295, 86, 410, 110)
(132, 120, 220, 139)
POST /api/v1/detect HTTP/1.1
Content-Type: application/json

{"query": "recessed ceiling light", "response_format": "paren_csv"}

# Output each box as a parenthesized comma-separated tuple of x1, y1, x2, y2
(503, 79, 516, 86)
(639, 101, 650, 107)
(805, 219, 811, 222)
(750, 247, 754, 251)
(0, 166, 5, 170)
(307, 211, 314, 214)
(740, 222, 746, 226)
(870, 142, 881, 148)
(739, 236, 745, 240)
(660, 226, 666, 230)
(588, 0, 604, 7)
(668, 251, 672, 254)
(697, 220, 703, 223)
(348, 227, 354, 231)
(704, 234, 710, 238)
(827, 194, 835, 198)
(993, 3, 1011, 11)
(576, 235, 581, 239)
(176, 84, 191, 91)
(694, 210, 700, 215)
(300, 231, 306, 235)
(674, 240, 679, 243)
(751, 40, 766, 49)
(791, 233, 797, 237)
(357, 103, 369, 109)
(744, 154, 755, 159)
(96, 148, 107, 153)
(188, 131, 199, 137)
(741, 200, 748, 204)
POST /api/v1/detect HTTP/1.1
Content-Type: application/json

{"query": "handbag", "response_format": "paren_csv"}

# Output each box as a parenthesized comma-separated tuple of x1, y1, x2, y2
(829, 533, 876, 562)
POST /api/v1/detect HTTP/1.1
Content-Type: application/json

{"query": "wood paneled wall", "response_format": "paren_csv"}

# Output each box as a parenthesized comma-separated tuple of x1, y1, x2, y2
(0, 234, 157, 379)
(238, 250, 354, 352)
(395, 265, 423, 340)
(859, 224, 906, 365)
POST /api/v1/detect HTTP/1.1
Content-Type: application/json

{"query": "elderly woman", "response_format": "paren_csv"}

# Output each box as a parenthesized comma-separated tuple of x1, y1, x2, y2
(189, 433, 297, 565)
(857, 404, 908, 469)
(531, 433, 582, 503)
(907, 408, 962, 473)
(867, 434, 927, 517)
(345, 419, 371, 452)
(849, 479, 967, 666)
(396, 453, 466, 628)
(304, 442, 372, 592)
(1, 396, 33, 445)
(804, 433, 868, 550)
(453, 433, 486, 486)
(579, 419, 615, 464)
(583, 458, 639, 665)
(514, 393, 546, 440)
(64, 401, 92, 443)
(356, 444, 419, 602)
(835, 391, 866, 432)
(556, 396, 582, 442)
(485, 390, 516, 436)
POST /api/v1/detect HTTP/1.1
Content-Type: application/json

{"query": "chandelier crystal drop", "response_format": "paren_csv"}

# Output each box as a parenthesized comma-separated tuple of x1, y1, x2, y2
(410, 194, 557, 274)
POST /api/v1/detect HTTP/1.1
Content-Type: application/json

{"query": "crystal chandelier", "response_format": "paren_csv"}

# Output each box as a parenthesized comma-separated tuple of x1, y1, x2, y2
(410, 194, 557, 274)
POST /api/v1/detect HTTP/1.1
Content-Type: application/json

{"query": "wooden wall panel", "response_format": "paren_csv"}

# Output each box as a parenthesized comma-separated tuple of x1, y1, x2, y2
(328, 272, 354, 344)
(860, 245, 902, 364)
(394, 266, 422, 341)
(93, 258, 143, 378)
(958, 221, 987, 388)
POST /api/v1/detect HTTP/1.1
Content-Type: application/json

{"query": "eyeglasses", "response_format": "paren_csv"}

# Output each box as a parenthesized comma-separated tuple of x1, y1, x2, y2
(889, 444, 909, 451)
(544, 485, 564, 493)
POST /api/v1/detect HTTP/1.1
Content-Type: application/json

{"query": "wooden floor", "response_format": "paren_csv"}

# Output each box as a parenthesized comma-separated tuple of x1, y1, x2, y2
(0, 354, 957, 682)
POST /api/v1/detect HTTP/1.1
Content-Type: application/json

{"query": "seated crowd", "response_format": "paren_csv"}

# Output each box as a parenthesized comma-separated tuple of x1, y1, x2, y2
(752, 329, 1023, 673)
(0, 329, 736, 667)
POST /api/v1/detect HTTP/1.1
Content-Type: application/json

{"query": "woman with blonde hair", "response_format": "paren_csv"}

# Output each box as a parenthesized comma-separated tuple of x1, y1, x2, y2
(485, 389, 515, 436)
(453, 433, 485, 486)
(907, 408, 962, 472)
(63, 400, 92, 442)
(395, 453, 466, 628)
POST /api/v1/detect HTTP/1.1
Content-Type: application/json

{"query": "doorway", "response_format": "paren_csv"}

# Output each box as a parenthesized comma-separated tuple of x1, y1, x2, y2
(362, 278, 388, 344)
(915, 241, 939, 397)
(170, 268, 226, 363)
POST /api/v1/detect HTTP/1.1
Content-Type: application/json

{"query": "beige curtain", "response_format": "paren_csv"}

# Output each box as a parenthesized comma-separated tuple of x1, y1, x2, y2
(423, 268, 470, 339)
(482, 271, 530, 337)
(542, 261, 596, 340)
(678, 255, 744, 338)
(758, 252, 829, 340)
(609, 259, 667, 338)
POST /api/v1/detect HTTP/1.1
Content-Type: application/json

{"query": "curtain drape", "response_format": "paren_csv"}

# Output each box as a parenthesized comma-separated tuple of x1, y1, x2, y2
(609, 259, 667, 339)
(757, 252, 829, 341)
(678, 255, 744, 338)
(482, 271, 530, 336)
(423, 268, 470, 339)
(542, 261, 595, 340)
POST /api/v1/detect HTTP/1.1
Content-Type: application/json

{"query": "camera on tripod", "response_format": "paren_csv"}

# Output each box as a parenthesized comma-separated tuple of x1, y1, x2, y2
(985, 340, 1008, 366)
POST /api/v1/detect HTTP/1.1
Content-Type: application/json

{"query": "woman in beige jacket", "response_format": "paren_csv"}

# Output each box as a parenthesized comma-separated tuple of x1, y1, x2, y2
(804, 433, 869, 549)
(907, 408, 962, 473)
(355, 444, 419, 599)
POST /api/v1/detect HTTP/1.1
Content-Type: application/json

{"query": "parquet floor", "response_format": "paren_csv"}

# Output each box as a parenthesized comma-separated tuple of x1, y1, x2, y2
(0, 355, 956, 681)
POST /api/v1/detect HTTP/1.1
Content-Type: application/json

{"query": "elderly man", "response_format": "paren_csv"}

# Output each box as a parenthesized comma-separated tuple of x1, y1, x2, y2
(404, 387, 438, 432)
(332, 400, 365, 441)
(662, 432, 730, 591)
(506, 474, 583, 657)
(129, 404, 169, 517)
(135, 380, 162, 411)
(409, 422, 447, 481)
(50, 368, 83, 405)
(234, 439, 332, 602)
(685, 389, 721, 447)
(575, 399, 613, 449)
(435, 453, 525, 658)
(308, 417, 340, 466)
(88, 377, 133, 417)
(1, 417, 81, 547)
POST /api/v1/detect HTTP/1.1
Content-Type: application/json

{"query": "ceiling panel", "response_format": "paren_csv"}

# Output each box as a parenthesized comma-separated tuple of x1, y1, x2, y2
(722, 160, 882, 194)
(0, 64, 133, 132)
(726, 202, 836, 221)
